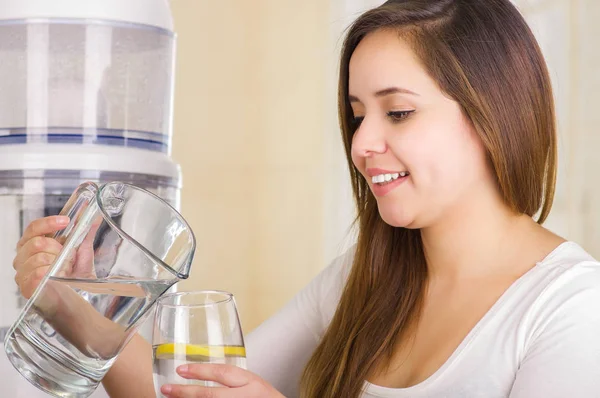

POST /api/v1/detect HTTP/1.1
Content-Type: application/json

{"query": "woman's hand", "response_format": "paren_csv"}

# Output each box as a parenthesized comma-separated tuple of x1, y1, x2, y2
(13, 215, 70, 298)
(14, 214, 101, 299)
(161, 364, 285, 398)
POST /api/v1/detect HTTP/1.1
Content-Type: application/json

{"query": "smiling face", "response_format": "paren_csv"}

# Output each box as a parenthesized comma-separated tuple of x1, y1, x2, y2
(349, 29, 495, 229)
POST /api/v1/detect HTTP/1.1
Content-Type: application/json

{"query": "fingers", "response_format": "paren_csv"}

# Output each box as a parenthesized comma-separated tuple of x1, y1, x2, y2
(13, 216, 68, 301)
(17, 216, 69, 250)
(15, 258, 52, 299)
(71, 216, 103, 277)
(161, 385, 230, 398)
(161, 365, 250, 398)
(177, 364, 250, 388)
(13, 235, 63, 299)
(13, 236, 63, 271)
(160, 365, 279, 398)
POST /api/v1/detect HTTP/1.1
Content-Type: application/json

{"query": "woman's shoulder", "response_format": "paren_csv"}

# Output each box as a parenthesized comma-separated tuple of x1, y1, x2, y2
(497, 242, 600, 396)
(521, 241, 600, 337)
(294, 245, 356, 335)
(312, 244, 356, 302)
(534, 241, 600, 292)
(318, 244, 356, 288)
(539, 240, 597, 267)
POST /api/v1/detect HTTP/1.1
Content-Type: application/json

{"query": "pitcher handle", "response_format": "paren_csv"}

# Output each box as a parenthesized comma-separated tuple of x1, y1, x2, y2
(52, 182, 99, 242)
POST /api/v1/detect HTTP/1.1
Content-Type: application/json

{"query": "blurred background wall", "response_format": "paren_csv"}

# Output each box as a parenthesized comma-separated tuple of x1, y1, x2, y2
(511, 0, 600, 254)
(171, 0, 333, 332)
(169, 0, 600, 332)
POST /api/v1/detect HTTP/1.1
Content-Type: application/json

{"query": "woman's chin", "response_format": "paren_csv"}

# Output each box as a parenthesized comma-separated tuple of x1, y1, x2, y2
(378, 207, 418, 229)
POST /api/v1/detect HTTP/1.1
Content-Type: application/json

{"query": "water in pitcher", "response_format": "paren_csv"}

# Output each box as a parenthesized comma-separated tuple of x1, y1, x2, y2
(5, 276, 173, 397)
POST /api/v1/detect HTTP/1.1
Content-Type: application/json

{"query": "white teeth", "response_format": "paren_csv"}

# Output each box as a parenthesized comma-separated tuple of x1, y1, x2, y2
(371, 172, 408, 184)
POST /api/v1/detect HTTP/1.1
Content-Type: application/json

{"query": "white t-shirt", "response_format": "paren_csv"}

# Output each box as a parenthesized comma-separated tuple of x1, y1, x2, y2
(246, 241, 600, 398)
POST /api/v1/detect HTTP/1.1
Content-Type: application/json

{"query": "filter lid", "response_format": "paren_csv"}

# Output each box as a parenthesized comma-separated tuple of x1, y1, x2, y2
(0, 0, 174, 31)
(0, 144, 181, 179)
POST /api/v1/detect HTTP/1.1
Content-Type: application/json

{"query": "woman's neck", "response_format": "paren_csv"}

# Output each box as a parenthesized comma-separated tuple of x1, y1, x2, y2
(420, 195, 538, 282)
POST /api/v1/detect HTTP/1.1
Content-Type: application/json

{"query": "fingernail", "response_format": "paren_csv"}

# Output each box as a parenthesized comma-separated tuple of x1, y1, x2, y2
(161, 385, 172, 394)
(177, 364, 189, 373)
(56, 216, 69, 225)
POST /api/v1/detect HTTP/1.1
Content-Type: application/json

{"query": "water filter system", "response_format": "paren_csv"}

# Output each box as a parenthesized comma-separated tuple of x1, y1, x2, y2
(0, 1, 180, 396)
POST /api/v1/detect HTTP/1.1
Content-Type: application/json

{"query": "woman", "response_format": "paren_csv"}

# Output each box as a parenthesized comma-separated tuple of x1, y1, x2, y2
(13, 0, 600, 397)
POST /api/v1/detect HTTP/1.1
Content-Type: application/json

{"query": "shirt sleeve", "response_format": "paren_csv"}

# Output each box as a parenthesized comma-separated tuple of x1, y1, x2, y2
(509, 262, 600, 398)
(244, 248, 353, 398)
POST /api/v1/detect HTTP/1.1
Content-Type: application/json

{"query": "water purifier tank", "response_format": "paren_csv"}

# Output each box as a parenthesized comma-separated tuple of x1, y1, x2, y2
(0, 1, 181, 396)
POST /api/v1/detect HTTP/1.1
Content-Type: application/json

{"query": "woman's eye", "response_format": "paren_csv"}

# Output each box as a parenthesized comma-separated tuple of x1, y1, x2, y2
(352, 116, 365, 129)
(351, 110, 414, 130)
(387, 110, 415, 123)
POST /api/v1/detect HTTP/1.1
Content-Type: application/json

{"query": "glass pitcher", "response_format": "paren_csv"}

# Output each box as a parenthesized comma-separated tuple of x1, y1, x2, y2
(4, 181, 196, 398)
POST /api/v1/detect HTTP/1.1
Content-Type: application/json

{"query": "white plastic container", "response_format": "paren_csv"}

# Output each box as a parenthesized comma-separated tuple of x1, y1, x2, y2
(0, 0, 174, 30)
(0, 0, 176, 153)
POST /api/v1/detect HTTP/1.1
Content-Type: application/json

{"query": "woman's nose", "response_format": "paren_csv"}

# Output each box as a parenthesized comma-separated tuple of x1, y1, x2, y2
(351, 116, 387, 157)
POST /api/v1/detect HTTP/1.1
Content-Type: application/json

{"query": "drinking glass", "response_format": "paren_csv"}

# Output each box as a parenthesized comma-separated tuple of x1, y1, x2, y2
(153, 290, 245, 395)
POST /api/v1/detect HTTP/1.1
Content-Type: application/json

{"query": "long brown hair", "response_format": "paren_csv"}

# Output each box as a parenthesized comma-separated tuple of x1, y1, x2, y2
(301, 1, 556, 397)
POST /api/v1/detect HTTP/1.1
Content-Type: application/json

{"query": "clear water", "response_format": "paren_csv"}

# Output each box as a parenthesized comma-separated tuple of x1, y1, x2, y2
(5, 276, 173, 398)
(153, 345, 246, 394)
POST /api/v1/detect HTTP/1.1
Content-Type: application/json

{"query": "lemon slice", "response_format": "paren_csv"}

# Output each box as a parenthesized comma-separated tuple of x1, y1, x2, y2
(155, 343, 246, 359)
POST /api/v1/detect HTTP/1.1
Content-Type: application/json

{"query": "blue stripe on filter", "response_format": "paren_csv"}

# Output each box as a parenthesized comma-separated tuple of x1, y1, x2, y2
(0, 134, 168, 152)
